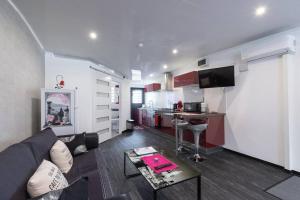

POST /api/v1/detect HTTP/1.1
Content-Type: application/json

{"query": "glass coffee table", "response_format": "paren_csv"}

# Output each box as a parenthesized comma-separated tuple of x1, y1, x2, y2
(124, 147, 201, 200)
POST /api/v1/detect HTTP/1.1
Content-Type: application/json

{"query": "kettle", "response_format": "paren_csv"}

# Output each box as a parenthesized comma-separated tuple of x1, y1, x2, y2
(201, 102, 208, 113)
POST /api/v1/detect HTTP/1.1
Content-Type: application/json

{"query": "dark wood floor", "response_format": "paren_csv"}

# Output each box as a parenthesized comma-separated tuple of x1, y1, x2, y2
(98, 128, 290, 200)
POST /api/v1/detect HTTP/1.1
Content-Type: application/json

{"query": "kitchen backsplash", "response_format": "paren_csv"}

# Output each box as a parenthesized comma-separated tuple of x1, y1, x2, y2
(145, 86, 204, 108)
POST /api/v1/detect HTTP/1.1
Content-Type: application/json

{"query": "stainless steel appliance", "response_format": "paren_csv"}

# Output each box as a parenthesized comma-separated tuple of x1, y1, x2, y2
(183, 102, 201, 113)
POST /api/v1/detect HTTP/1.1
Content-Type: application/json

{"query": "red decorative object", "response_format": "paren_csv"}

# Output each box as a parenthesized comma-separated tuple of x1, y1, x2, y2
(59, 80, 65, 88)
(177, 100, 183, 109)
(55, 75, 65, 89)
(144, 83, 161, 92)
(141, 154, 177, 174)
(174, 71, 199, 88)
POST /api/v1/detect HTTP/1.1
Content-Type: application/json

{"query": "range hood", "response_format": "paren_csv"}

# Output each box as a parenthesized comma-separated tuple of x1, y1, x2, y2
(163, 72, 173, 91)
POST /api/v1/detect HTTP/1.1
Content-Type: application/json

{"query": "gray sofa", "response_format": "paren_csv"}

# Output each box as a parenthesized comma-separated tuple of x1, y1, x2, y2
(0, 128, 130, 200)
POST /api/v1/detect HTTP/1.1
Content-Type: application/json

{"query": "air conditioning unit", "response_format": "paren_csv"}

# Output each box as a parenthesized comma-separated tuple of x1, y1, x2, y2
(241, 35, 296, 62)
(198, 57, 208, 67)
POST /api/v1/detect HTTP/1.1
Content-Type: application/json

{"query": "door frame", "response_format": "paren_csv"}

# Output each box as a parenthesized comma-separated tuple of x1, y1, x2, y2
(130, 87, 145, 121)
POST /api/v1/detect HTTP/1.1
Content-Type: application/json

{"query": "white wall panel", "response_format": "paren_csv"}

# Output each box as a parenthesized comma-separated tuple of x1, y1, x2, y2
(0, 1, 44, 151)
(224, 58, 285, 166)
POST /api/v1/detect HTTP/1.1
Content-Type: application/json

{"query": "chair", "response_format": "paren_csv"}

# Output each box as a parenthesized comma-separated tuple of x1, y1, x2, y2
(188, 122, 208, 162)
(172, 119, 189, 152)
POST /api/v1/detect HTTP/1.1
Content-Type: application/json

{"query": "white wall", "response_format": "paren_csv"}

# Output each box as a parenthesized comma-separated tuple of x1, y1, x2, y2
(45, 53, 131, 133)
(225, 58, 285, 165)
(0, 1, 44, 151)
(289, 36, 300, 172)
(45, 53, 93, 133)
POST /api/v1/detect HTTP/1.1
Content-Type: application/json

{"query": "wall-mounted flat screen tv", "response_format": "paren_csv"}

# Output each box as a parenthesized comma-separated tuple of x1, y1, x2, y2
(198, 66, 235, 88)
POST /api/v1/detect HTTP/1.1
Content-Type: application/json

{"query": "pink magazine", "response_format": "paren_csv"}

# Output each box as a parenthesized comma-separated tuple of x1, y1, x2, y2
(141, 154, 177, 174)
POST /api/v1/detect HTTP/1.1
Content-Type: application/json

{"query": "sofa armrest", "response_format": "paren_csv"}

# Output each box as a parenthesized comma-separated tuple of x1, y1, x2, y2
(105, 194, 131, 200)
(85, 133, 99, 150)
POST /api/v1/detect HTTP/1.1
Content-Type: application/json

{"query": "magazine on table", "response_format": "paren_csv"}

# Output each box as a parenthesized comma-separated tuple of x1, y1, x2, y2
(134, 146, 157, 156)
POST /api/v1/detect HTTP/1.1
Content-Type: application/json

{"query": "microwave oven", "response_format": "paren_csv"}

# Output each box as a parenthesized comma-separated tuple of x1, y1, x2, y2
(183, 102, 201, 113)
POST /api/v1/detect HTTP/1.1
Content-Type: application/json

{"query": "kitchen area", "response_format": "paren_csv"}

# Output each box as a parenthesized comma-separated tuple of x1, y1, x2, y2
(136, 68, 233, 155)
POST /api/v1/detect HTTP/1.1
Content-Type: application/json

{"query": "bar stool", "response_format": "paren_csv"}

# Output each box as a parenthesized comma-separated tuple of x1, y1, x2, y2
(171, 118, 189, 152)
(188, 122, 208, 162)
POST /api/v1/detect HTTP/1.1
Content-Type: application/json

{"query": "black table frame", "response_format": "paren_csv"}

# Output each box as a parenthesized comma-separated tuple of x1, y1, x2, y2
(124, 152, 201, 200)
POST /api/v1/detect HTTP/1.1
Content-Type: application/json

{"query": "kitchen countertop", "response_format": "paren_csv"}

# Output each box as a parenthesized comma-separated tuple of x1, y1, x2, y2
(138, 107, 225, 117)
(138, 107, 174, 112)
(162, 112, 225, 117)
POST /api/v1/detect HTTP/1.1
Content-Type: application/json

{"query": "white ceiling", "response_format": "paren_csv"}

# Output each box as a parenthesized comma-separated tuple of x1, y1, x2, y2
(13, 0, 300, 78)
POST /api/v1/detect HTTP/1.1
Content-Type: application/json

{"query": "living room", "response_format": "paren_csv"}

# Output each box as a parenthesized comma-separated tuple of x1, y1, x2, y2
(1, 0, 300, 200)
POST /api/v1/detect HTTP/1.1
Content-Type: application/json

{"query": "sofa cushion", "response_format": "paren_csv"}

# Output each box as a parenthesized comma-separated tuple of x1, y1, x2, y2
(30, 177, 88, 200)
(65, 149, 98, 182)
(73, 145, 88, 156)
(85, 133, 99, 150)
(61, 133, 86, 155)
(27, 160, 69, 198)
(50, 140, 73, 173)
(0, 143, 38, 200)
(22, 128, 58, 163)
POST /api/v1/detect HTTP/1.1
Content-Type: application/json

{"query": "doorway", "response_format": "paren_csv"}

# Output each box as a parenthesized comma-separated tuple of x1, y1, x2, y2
(130, 88, 145, 125)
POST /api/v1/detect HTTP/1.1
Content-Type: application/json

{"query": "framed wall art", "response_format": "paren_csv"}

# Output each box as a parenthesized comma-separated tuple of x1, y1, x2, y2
(41, 89, 75, 135)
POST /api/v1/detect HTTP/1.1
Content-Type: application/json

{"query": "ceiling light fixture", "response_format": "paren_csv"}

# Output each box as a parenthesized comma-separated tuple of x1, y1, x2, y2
(89, 31, 98, 40)
(255, 6, 267, 16)
(138, 42, 144, 47)
(163, 64, 168, 69)
(131, 69, 142, 81)
(172, 49, 178, 55)
(149, 74, 154, 77)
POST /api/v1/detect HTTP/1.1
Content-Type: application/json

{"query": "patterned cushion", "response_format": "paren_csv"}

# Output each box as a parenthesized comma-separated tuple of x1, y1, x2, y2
(27, 160, 69, 198)
(30, 177, 88, 200)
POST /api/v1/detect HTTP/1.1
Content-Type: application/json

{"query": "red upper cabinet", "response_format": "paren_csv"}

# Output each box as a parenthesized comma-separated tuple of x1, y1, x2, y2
(144, 83, 161, 92)
(174, 71, 199, 88)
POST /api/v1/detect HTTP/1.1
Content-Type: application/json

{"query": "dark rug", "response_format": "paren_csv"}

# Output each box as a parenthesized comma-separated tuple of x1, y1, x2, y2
(266, 176, 300, 200)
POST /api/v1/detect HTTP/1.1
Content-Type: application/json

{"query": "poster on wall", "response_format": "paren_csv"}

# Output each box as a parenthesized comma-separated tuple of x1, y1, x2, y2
(41, 89, 75, 136)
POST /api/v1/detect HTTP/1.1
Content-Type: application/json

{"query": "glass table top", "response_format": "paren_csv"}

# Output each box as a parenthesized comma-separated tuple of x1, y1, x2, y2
(125, 147, 201, 190)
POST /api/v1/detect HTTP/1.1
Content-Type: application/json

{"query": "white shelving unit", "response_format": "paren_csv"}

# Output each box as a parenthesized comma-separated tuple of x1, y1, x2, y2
(92, 73, 112, 143)
(111, 81, 120, 137)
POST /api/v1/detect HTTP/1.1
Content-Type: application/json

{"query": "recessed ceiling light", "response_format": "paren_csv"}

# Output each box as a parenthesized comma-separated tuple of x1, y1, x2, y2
(149, 74, 154, 77)
(89, 32, 98, 40)
(138, 43, 144, 47)
(163, 64, 168, 69)
(255, 6, 267, 16)
(105, 76, 112, 80)
(172, 49, 178, 55)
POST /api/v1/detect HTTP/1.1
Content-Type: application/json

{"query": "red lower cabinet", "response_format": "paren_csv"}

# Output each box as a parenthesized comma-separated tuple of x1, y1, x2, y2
(161, 114, 225, 150)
